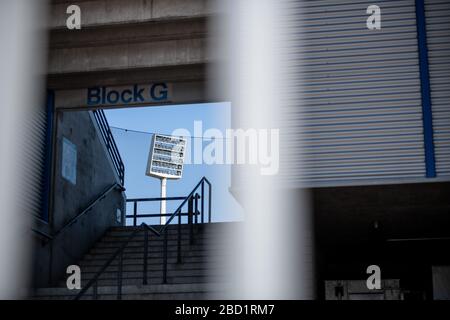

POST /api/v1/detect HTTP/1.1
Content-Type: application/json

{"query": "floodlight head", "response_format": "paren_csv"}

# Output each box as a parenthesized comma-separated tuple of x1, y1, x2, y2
(146, 134, 187, 179)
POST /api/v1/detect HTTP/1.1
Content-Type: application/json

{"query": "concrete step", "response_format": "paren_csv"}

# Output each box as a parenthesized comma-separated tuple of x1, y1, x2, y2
(99, 233, 213, 243)
(35, 292, 209, 300)
(107, 223, 239, 237)
(36, 222, 241, 299)
(93, 239, 221, 249)
(78, 254, 229, 267)
(94, 234, 225, 245)
(105, 227, 205, 237)
(102, 232, 228, 244)
(34, 283, 225, 300)
(86, 244, 221, 256)
(102, 237, 228, 247)
(59, 275, 225, 287)
(99, 231, 225, 241)
(80, 268, 208, 279)
(87, 245, 225, 257)
(82, 248, 218, 261)
(80, 261, 224, 273)
(110, 222, 239, 232)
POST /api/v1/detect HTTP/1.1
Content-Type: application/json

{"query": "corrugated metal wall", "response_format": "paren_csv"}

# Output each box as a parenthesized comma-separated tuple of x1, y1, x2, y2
(425, 0, 450, 176)
(297, 0, 426, 185)
(24, 100, 51, 221)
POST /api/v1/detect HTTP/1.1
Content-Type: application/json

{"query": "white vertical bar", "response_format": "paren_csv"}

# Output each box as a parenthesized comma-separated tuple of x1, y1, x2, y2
(160, 177, 167, 225)
(208, 0, 314, 299)
(0, 0, 48, 298)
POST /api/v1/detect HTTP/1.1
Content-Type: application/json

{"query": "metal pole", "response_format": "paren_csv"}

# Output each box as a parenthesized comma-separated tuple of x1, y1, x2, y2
(143, 228, 148, 285)
(194, 194, 199, 224)
(188, 197, 194, 245)
(208, 184, 212, 223)
(201, 181, 204, 224)
(177, 210, 182, 263)
(93, 280, 98, 300)
(160, 177, 167, 225)
(117, 251, 123, 300)
(163, 230, 168, 283)
(133, 201, 137, 227)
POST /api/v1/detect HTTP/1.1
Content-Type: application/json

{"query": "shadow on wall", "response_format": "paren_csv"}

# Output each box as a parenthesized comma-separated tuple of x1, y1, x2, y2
(33, 110, 126, 288)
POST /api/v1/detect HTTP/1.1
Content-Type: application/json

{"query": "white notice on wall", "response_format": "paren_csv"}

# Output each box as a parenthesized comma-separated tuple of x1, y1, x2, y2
(62, 137, 77, 185)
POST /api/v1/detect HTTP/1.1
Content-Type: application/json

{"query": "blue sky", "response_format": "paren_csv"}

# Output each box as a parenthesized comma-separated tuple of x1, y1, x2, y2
(104, 102, 243, 225)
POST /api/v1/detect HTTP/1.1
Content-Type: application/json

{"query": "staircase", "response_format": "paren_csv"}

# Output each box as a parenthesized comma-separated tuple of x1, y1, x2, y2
(33, 222, 236, 300)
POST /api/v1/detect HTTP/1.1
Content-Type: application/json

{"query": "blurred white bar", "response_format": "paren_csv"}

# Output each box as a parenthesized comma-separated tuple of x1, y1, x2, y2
(209, 0, 315, 299)
(0, 0, 48, 299)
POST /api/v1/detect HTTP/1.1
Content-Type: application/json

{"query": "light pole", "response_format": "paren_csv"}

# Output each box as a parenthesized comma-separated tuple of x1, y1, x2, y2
(146, 134, 186, 225)
(160, 177, 167, 225)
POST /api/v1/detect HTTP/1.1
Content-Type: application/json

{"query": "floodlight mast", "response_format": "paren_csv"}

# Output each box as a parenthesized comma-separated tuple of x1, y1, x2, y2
(160, 177, 167, 225)
(145, 133, 186, 226)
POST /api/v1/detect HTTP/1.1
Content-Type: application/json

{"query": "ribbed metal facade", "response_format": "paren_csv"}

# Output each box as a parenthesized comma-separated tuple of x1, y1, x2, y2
(25, 102, 51, 220)
(425, 0, 450, 176)
(297, 0, 427, 185)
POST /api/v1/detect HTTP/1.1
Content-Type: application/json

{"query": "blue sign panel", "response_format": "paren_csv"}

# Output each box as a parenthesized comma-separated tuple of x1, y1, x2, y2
(87, 83, 170, 106)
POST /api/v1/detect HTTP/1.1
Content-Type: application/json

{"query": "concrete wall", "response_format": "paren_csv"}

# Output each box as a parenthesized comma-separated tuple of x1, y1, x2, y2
(48, 0, 209, 80)
(47, 2, 210, 106)
(50, 0, 212, 28)
(33, 110, 125, 287)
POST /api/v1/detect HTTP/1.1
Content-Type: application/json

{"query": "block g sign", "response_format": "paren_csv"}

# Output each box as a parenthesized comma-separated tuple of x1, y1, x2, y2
(87, 83, 171, 107)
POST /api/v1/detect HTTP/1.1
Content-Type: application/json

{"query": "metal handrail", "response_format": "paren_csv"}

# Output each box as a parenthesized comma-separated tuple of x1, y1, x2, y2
(93, 109, 125, 185)
(126, 200, 202, 225)
(75, 223, 160, 300)
(74, 177, 212, 300)
(126, 196, 187, 227)
(33, 182, 125, 243)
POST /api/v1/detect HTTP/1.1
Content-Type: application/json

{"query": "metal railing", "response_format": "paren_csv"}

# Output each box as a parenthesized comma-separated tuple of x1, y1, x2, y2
(33, 182, 125, 243)
(93, 109, 125, 185)
(75, 177, 212, 300)
(126, 196, 186, 227)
